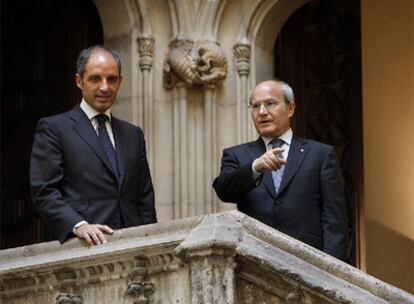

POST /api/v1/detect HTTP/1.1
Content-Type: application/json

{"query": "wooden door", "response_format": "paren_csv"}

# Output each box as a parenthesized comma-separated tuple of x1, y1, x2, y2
(275, 0, 363, 266)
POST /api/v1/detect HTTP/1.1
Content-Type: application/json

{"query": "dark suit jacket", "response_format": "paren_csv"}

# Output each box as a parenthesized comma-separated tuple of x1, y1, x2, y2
(30, 106, 156, 243)
(213, 137, 348, 260)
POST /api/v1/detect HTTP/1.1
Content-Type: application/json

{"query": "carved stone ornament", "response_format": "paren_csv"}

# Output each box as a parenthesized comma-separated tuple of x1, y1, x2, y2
(163, 38, 228, 89)
(138, 36, 155, 71)
(138, 36, 155, 58)
(56, 293, 83, 304)
(127, 281, 155, 304)
(233, 42, 251, 76)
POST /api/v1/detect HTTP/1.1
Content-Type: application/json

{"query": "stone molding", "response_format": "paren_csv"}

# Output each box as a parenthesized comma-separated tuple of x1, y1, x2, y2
(1, 211, 413, 303)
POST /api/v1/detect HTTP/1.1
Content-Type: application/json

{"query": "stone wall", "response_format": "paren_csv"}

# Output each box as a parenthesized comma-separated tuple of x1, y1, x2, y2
(1, 211, 412, 303)
(90, 0, 309, 222)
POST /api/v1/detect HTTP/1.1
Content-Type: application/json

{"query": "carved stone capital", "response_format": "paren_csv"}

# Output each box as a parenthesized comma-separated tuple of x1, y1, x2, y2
(163, 38, 228, 89)
(138, 35, 155, 71)
(233, 42, 251, 76)
(56, 294, 83, 304)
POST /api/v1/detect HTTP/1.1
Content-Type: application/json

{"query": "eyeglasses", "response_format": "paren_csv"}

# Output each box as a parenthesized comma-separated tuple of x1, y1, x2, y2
(248, 100, 278, 113)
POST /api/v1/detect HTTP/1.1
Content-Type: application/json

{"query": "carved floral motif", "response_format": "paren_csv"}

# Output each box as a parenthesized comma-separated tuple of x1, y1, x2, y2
(138, 36, 155, 58)
(163, 38, 228, 89)
(138, 36, 155, 71)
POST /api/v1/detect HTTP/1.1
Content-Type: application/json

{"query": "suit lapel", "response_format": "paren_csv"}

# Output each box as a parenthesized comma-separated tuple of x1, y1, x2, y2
(247, 138, 277, 199)
(276, 137, 309, 197)
(111, 117, 127, 187)
(70, 107, 118, 181)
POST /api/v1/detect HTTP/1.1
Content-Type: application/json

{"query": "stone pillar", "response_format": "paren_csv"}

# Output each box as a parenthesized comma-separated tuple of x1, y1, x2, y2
(203, 84, 216, 214)
(233, 41, 254, 143)
(174, 214, 241, 304)
(186, 250, 236, 304)
(172, 82, 189, 219)
(137, 35, 155, 170)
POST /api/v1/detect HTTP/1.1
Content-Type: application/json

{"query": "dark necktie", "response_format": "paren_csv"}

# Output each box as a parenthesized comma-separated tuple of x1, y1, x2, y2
(96, 114, 119, 178)
(271, 138, 285, 193)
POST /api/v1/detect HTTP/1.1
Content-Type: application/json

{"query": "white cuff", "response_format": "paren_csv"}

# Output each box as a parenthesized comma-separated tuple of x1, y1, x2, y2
(73, 220, 88, 233)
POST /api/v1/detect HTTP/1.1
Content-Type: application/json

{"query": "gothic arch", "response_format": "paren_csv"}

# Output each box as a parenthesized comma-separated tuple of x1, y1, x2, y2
(245, 0, 310, 83)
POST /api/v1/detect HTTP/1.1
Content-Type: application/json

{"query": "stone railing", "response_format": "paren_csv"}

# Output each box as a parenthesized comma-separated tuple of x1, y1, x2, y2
(1, 211, 413, 304)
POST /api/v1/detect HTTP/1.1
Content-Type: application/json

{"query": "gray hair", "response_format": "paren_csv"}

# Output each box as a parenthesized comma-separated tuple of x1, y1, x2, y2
(249, 79, 295, 104)
(76, 45, 122, 77)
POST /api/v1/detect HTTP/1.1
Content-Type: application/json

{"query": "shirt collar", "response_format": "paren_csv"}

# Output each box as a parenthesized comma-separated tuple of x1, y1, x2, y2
(261, 128, 293, 146)
(80, 99, 112, 121)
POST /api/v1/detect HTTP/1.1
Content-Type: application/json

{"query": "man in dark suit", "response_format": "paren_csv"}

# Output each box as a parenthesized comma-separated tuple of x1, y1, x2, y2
(213, 80, 348, 260)
(30, 46, 156, 246)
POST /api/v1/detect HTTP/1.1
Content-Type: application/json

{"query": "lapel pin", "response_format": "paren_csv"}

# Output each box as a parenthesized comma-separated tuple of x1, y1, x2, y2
(300, 148, 304, 153)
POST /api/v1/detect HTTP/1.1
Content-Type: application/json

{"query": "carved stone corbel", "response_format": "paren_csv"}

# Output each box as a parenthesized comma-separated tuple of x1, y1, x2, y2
(163, 37, 228, 89)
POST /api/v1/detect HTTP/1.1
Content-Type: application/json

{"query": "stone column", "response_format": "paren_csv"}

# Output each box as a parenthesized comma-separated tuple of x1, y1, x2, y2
(171, 82, 189, 219)
(203, 84, 215, 214)
(138, 35, 155, 169)
(233, 41, 253, 143)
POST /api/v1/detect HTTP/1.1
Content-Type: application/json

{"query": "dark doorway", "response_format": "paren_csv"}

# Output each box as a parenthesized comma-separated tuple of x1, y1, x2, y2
(274, 0, 363, 266)
(1, 0, 103, 248)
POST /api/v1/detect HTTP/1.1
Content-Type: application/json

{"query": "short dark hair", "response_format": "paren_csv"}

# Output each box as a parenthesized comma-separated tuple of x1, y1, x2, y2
(76, 45, 122, 77)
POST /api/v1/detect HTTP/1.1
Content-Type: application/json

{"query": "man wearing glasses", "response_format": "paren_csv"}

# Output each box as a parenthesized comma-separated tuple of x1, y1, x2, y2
(213, 80, 348, 261)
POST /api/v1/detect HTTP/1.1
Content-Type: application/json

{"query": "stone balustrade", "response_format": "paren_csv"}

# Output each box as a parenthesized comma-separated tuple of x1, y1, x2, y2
(1, 211, 413, 304)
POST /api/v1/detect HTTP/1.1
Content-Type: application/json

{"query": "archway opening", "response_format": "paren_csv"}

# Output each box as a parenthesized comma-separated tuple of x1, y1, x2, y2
(274, 0, 363, 266)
